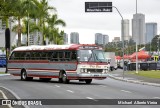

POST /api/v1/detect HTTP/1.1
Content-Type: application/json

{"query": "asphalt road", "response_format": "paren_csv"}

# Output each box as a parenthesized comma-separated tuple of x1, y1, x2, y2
(0, 72, 160, 108)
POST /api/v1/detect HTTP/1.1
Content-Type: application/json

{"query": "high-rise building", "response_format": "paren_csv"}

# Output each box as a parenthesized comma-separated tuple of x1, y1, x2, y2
(132, 13, 145, 44)
(112, 37, 120, 42)
(95, 33, 103, 45)
(122, 19, 130, 41)
(70, 32, 79, 44)
(29, 19, 42, 45)
(103, 35, 109, 45)
(63, 33, 68, 44)
(146, 23, 157, 43)
(95, 33, 109, 46)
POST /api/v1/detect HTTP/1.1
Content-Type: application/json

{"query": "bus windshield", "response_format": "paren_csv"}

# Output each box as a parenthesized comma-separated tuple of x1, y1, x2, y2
(77, 50, 107, 62)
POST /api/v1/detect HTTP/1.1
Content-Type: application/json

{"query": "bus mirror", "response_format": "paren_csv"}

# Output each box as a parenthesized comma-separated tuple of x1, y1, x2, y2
(77, 57, 80, 60)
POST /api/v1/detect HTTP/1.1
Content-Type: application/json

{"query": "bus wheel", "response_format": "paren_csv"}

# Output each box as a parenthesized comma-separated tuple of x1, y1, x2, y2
(21, 70, 33, 81)
(85, 79, 92, 84)
(62, 73, 69, 84)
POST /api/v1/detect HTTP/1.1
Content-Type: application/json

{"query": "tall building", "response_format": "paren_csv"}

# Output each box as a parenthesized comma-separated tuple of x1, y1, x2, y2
(63, 33, 68, 44)
(103, 35, 109, 45)
(70, 32, 79, 44)
(95, 33, 103, 45)
(122, 19, 130, 41)
(132, 13, 145, 44)
(112, 37, 120, 42)
(29, 19, 42, 45)
(95, 33, 109, 46)
(146, 23, 157, 43)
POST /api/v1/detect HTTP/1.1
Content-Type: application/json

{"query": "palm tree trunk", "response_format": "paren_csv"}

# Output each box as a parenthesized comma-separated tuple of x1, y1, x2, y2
(17, 17, 21, 46)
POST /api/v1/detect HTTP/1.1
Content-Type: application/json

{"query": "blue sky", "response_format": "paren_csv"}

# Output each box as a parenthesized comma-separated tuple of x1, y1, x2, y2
(48, 0, 160, 43)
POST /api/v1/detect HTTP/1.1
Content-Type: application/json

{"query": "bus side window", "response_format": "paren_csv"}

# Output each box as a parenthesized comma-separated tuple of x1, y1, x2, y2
(41, 52, 47, 60)
(25, 52, 30, 60)
(51, 52, 58, 61)
(58, 52, 64, 61)
(71, 51, 77, 61)
(64, 51, 71, 61)
(10, 53, 15, 60)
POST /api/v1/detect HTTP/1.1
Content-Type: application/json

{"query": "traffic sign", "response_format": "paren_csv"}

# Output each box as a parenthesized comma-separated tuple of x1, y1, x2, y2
(85, 2, 112, 12)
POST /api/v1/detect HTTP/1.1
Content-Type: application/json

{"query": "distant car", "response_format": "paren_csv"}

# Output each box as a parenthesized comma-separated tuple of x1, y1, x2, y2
(0, 54, 6, 67)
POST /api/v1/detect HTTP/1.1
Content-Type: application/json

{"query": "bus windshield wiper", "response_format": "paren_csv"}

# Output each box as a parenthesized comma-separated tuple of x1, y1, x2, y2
(94, 53, 102, 63)
(87, 53, 93, 62)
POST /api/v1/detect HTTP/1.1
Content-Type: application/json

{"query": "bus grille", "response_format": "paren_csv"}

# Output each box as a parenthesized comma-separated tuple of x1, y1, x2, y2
(87, 69, 103, 73)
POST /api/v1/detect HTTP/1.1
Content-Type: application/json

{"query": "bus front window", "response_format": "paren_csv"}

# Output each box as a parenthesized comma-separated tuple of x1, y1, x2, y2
(78, 50, 107, 62)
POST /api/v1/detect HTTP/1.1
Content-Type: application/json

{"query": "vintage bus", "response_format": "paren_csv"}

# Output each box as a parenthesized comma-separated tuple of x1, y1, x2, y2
(8, 44, 109, 84)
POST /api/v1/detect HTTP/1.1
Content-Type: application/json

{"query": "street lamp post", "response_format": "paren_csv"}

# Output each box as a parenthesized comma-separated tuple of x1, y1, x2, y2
(112, 6, 125, 78)
(135, 0, 138, 74)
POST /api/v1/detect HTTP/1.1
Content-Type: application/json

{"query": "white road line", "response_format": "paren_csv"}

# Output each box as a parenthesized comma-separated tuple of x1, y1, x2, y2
(99, 85, 107, 87)
(86, 97, 98, 101)
(55, 85, 60, 87)
(153, 97, 160, 99)
(66, 90, 74, 93)
(0, 90, 13, 108)
(121, 90, 132, 93)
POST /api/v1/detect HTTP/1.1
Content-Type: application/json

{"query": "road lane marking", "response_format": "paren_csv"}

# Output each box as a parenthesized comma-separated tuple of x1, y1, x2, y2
(153, 97, 160, 99)
(66, 90, 74, 93)
(121, 90, 132, 93)
(55, 85, 60, 87)
(99, 85, 107, 87)
(0, 90, 13, 108)
(86, 97, 98, 101)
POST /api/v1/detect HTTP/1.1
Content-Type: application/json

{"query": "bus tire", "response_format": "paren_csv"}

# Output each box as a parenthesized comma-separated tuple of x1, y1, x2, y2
(21, 70, 33, 81)
(62, 73, 69, 84)
(58, 78, 63, 83)
(58, 71, 63, 83)
(85, 79, 92, 84)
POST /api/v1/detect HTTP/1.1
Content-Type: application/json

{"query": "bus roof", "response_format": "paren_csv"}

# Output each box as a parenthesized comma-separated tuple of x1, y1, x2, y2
(13, 44, 101, 51)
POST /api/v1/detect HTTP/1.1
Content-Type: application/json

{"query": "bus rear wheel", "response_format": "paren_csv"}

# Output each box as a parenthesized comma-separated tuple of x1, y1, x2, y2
(62, 73, 69, 84)
(21, 70, 33, 81)
(85, 79, 92, 84)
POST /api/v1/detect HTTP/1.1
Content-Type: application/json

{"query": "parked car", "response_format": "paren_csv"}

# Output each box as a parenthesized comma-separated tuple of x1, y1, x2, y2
(0, 54, 6, 67)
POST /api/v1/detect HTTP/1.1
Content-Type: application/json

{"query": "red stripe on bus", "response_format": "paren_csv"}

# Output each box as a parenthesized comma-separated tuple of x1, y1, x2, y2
(8, 68, 77, 72)
(8, 60, 78, 64)
(68, 76, 107, 80)
(28, 74, 59, 78)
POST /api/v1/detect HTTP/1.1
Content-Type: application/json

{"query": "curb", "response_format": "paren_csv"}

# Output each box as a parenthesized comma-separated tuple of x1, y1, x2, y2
(108, 74, 160, 87)
(0, 74, 10, 76)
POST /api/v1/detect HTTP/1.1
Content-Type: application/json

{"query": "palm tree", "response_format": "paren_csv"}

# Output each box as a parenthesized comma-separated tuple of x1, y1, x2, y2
(48, 14, 66, 28)
(23, 0, 38, 45)
(46, 28, 64, 45)
(34, 0, 56, 45)
(11, 0, 29, 46)
(47, 14, 66, 44)
(0, 0, 17, 28)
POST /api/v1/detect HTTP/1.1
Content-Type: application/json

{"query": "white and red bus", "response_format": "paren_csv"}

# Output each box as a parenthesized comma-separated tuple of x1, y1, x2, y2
(8, 44, 109, 84)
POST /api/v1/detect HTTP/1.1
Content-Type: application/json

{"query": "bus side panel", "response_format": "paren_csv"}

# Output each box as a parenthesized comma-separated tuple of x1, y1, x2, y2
(8, 61, 78, 78)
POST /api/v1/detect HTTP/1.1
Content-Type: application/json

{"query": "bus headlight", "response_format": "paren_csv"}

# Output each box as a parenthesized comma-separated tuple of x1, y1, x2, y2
(80, 68, 84, 73)
(102, 69, 108, 73)
(85, 69, 87, 73)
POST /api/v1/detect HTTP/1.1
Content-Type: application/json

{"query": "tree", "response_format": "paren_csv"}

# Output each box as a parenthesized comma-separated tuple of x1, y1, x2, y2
(47, 14, 66, 44)
(34, 0, 56, 45)
(151, 35, 160, 51)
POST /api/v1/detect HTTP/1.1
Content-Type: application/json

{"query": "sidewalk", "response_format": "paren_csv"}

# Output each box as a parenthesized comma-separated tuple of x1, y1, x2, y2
(108, 69, 160, 87)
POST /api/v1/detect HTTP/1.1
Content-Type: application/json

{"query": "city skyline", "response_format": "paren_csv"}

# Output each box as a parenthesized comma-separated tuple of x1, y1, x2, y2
(49, 0, 160, 43)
